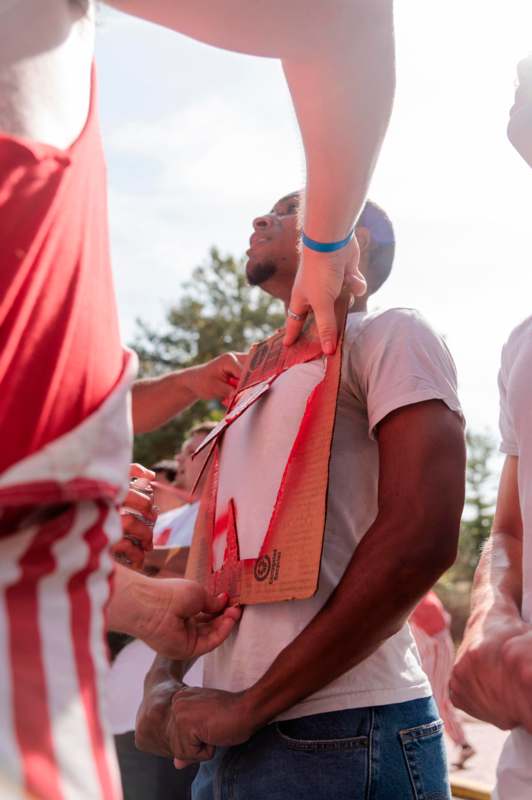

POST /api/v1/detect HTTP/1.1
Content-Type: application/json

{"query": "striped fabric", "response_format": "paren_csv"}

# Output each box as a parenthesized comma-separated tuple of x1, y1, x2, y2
(0, 354, 136, 799)
(0, 500, 123, 799)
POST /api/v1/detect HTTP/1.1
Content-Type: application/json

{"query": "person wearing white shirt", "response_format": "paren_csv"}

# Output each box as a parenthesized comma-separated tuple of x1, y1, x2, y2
(136, 193, 466, 800)
(450, 54, 532, 800)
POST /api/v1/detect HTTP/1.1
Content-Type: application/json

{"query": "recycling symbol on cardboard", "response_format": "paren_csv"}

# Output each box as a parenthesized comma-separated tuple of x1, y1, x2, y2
(253, 555, 271, 582)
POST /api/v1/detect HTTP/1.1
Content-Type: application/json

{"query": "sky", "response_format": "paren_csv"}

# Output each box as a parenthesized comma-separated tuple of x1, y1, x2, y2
(96, 2, 532, 437)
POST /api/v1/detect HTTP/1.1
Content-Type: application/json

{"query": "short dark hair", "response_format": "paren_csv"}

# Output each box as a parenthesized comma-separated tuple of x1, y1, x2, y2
(356, 201, 395, 296)
(153, 466, 177, 483)
(184, 421, 218, 442)
(151, 459, 177, 483)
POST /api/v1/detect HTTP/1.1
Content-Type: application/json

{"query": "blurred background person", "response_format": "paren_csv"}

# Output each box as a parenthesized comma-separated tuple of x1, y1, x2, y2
(152, 422, 217, 550)
(450, 53, 532, 800)
(151, 459, 186, 514)
(410, 592, 475, 769)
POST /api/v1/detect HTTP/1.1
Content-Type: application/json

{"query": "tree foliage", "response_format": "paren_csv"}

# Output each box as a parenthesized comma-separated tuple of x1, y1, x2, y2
(455, 430, 498, 578)
(131, 248, 284, 465)
(439, 428, 499, 635)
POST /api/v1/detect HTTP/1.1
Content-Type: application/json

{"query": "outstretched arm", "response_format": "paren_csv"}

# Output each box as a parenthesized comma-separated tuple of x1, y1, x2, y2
(106, 0, 395, 352)
(132, 352, 243, 433)
(451, 456, 532, 732)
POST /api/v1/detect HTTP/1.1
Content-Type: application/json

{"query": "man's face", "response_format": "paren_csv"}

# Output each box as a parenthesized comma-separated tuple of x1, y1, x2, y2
(508, 55, 532, 167)
(175, 431, 211, 494)
(245, 192, 301, 297)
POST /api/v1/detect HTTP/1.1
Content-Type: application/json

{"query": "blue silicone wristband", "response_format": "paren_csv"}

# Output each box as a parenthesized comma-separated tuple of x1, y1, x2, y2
(301, 227, 355, 253)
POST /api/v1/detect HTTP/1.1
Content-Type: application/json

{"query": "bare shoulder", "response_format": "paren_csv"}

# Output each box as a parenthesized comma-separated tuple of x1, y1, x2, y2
(0, 0, 94, 147)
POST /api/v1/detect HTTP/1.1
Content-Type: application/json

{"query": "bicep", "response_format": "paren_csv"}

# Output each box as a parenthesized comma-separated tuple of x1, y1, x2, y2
(492, 456, 522, 543)
(376, 399, 466, 530)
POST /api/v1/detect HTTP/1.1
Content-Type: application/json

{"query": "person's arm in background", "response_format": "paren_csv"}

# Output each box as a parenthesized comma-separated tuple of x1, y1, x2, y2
(132, 352, 243, 433)
(105, 0, 396, 353)
(450, 456, 532, 733)
(135, 399, 465, 763)
(109, 461, 241, 657)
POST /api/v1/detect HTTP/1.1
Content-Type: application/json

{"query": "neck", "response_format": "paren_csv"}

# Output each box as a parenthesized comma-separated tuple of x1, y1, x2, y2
(283, 295, 368, 313)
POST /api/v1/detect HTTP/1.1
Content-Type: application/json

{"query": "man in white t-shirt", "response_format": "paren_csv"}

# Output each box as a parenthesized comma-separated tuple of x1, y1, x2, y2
(136, 194, 466, 799)
(450, 55, 532, 800)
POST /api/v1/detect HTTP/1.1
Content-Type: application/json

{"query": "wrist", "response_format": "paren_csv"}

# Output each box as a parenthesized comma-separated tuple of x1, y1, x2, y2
(242, 680, 291, 732)
(170, 369, 197, 404)
(466, 595, 522, 640)
(301, 227, 355, 254)
(108, 567, 157, 639)
(136, 659, 183, 757)
(303, 183, 363, 243)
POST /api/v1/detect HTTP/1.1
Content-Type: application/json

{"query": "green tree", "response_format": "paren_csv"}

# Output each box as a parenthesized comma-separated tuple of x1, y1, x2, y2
(438, 429, 499, 639)
(456, 430, 498, 578)
(131, 248, 284, 465)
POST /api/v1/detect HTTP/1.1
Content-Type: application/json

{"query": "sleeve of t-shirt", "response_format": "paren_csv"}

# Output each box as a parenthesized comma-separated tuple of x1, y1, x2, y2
(498, 340, 518, 456)
(346, 309, 464, 439)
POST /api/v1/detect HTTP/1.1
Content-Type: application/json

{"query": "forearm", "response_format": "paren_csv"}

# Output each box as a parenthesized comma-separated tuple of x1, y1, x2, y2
(132, 371, 196, 433)
(108, 0, 394, 242)
(107, 563, 162, 636)
(136, 654, 190, 755)
(245, 516, 456, 727)
(466, 532, 523, 631)
(465, 455, 523, 633)
(284, 1, 395, 239)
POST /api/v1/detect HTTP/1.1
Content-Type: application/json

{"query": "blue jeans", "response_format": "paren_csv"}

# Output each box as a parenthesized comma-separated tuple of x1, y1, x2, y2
(192, 697, 450, 800)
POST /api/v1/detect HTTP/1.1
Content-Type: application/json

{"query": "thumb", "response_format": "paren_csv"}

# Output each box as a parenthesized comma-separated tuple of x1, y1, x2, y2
(344, 271, 367, 298)
(174, 758, 195, 770)
(202, 592, 229, 615)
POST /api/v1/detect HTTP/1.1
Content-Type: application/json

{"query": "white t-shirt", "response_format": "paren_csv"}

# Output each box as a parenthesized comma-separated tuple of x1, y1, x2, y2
(153, 502, 199, 547)
(203, 308, 463, 720)
(493, 317, 532, 800)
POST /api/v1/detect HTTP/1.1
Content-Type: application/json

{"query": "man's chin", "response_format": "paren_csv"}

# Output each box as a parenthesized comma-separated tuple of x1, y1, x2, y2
(245, 259, 277, 287)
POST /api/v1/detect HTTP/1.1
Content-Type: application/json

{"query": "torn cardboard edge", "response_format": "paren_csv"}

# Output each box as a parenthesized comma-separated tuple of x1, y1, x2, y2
(186, 295, 350, 605)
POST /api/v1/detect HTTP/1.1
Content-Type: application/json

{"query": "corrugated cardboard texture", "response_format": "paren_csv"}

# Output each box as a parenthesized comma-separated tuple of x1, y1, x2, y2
(186, 297, 349, 604)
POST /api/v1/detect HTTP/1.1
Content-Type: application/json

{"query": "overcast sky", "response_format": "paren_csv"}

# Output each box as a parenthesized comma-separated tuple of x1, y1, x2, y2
(96, 1, 532, 437)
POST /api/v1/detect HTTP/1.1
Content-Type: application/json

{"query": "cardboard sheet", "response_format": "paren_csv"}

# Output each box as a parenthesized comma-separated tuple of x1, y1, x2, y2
(186, 296, 349, 604)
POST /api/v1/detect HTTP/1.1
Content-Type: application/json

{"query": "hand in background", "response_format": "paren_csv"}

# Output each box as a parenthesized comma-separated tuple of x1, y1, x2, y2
(112, 463, 157, 569)
(451, 614, 532, 731)
(184, 352, 246, 401)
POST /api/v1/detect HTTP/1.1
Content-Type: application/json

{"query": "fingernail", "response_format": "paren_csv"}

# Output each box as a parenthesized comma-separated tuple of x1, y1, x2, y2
(323, 340, 335, 355)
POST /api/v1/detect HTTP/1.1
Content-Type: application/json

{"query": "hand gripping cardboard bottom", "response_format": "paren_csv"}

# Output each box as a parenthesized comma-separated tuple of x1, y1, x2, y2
(185, 296, 350, 605)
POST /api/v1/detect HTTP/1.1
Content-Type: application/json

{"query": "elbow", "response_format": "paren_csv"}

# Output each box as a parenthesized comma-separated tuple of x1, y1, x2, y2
(413, 514, 461, 581)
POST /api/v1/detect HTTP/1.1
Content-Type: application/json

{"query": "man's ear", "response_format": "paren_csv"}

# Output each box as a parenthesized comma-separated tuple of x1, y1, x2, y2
(355, 226, 371, 254)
